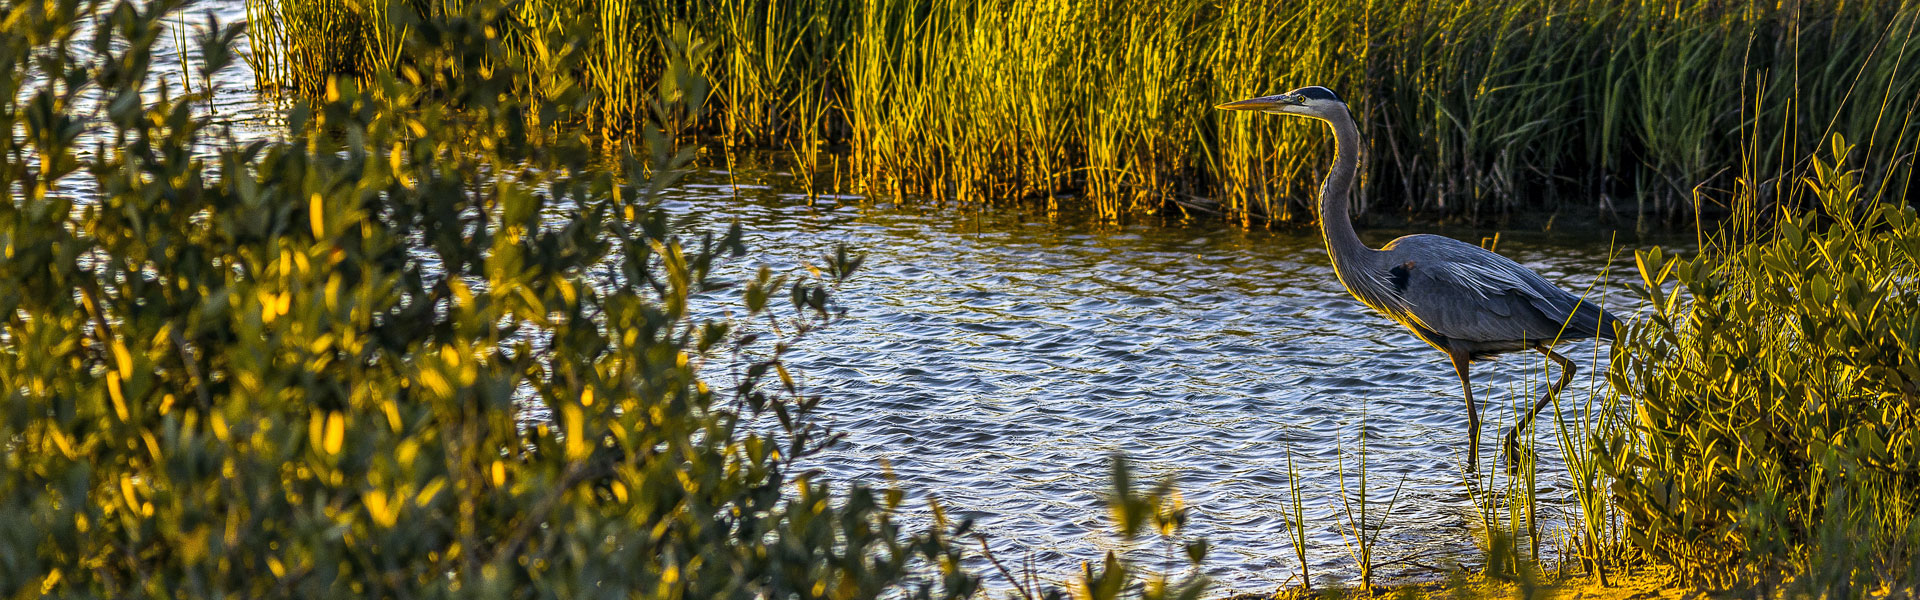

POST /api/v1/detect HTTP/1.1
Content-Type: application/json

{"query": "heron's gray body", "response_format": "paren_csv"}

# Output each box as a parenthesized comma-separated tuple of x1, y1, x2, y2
(1218, 86, 1618, 470)
(1347, 233, 1618, 361)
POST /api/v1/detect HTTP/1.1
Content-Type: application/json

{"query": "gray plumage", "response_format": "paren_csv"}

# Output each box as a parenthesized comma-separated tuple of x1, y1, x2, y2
(1362, 234, 1618, 359)
(1218, 86, 1619, 471)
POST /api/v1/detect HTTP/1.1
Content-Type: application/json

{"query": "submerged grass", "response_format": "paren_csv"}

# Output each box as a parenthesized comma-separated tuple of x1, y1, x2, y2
(249, 0, 1920, 225)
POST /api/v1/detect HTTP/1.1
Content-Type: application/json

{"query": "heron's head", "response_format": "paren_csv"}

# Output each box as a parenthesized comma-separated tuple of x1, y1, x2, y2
(1215, 86, 1346, 121)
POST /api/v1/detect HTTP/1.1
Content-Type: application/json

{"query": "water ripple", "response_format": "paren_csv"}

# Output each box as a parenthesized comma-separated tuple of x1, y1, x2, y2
(654, 166, 1657, 591)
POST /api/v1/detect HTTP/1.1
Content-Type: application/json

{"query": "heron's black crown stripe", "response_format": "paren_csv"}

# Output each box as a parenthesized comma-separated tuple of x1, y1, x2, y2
(1296, 86, 1342, 102)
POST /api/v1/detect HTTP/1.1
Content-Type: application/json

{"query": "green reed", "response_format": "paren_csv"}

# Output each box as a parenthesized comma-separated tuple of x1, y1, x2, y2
(1544, 338, 1624, 586)
(1579, 18, 1920, 585)
(1282, 448, 1312, 592)
(250, 0, 1920, 225)
(1466, 384, 1535, 584)
(1332, 403, 1405, 594)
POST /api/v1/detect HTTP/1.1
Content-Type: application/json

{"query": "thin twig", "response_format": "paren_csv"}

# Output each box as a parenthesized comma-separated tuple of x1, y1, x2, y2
(976, 534, 1038, 600)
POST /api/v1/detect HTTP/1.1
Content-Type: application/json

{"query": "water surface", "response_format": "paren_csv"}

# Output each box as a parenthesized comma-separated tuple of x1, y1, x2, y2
(655, 169, 1645, 591)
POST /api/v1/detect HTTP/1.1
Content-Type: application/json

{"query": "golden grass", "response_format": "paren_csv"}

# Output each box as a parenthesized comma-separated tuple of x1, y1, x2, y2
(248, 0, 1920, 225)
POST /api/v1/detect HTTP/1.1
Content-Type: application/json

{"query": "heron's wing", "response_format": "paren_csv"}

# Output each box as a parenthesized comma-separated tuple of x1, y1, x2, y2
(1377, 236, 1604, 345)
(1389, 262, 1561, 344)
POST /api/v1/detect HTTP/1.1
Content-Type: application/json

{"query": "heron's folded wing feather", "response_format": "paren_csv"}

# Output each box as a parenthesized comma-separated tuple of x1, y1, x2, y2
(1386, 250, 1584, 345)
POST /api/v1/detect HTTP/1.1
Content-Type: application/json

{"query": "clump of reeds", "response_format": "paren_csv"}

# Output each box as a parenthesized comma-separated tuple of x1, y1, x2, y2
(250, 0, 1920, 225)
(1330, 402, 1406, 594)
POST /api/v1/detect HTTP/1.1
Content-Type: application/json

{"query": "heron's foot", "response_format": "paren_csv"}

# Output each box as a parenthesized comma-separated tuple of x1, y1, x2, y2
(1501, 431, 1530, 471)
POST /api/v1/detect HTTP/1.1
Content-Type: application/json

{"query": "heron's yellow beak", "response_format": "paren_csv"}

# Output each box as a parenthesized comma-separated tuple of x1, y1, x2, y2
(1214, 93, 1302, 112)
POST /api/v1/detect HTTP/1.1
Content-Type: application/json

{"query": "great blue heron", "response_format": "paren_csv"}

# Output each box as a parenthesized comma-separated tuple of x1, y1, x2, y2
(1218, 86, 1619, 471)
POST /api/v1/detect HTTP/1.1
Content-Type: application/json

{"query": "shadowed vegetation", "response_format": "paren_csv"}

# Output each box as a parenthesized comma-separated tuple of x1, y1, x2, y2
(249, 0, 1920, 225)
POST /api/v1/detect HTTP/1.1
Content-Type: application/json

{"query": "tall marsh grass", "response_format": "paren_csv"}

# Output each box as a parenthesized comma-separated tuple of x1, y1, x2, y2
(251, 0, 1920, 224)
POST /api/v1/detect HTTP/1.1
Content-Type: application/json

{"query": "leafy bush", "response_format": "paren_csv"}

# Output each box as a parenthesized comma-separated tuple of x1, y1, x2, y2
(0, 0, 981, 597)
(1603, 135, 1920, 593)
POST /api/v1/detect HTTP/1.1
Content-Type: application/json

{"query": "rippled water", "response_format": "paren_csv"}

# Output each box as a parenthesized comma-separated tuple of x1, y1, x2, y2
(655, 169, 1649, 591)
(109, 2, 1665, 591)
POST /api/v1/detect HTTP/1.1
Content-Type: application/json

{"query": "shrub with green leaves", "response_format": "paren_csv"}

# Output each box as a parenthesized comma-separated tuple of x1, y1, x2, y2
(1603, 135, 1920, 593)
(0, 0, 981, 597)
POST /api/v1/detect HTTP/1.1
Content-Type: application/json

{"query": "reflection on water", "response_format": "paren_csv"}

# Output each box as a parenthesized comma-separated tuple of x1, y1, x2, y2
(103, 2, 1658, 590)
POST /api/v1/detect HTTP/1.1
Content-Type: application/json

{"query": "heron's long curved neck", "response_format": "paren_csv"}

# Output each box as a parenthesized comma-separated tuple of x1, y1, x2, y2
(1320, 109, 1375, 269)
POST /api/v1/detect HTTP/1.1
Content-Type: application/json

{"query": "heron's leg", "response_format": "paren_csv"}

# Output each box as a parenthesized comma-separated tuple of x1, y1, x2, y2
(1451, 351, 1479, 472)
(1504, 348, 1576, 465)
